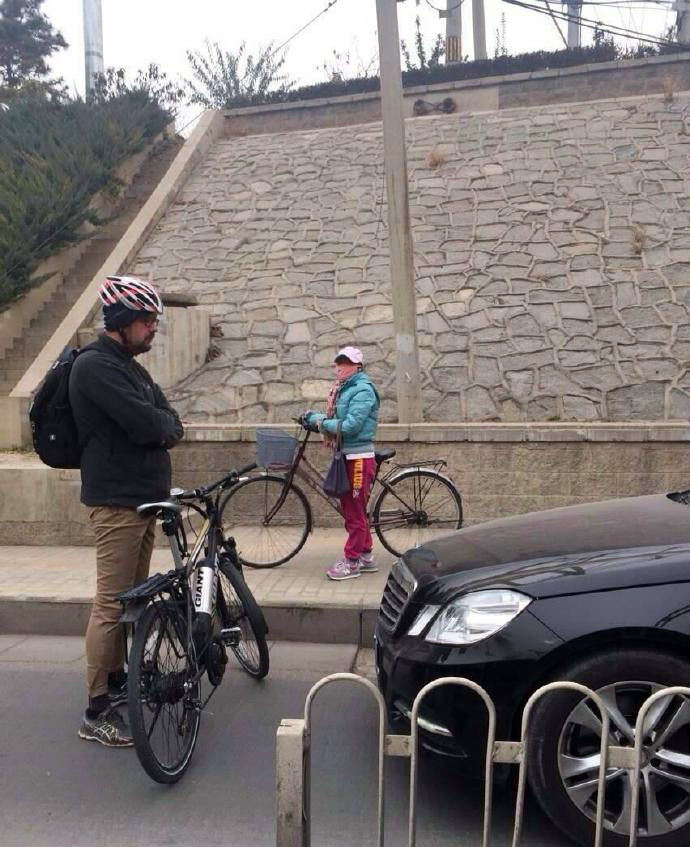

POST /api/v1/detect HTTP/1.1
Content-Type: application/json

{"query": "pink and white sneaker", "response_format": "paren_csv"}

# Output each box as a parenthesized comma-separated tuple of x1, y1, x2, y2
(326, 559, 361, 581)
(358, 551, 378, 573)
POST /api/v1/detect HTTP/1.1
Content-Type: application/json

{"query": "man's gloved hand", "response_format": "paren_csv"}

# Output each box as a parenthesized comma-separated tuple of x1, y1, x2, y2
(302, 411, 325, 432)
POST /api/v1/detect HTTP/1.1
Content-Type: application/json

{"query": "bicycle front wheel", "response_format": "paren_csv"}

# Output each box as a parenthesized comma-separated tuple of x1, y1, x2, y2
(219, 474, 311, 568)
(218, 559, 269, 679)
(128, 602, 201, 784)
(372, 468, 463, 557)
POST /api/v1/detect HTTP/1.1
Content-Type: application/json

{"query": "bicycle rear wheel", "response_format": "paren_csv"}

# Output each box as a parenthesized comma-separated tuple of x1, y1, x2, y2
(219, 474, 311, 568)
(128, 601, 201, 784)
(218, 558, 269, 679)
(371, 468, 463, 557)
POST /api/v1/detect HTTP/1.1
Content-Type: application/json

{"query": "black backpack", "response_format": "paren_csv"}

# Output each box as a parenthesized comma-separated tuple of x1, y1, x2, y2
(29, 347, 83, 469)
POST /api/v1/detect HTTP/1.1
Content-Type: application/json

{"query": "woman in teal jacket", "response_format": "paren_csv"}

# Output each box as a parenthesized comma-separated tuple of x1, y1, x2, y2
(305, 346, 380, 581)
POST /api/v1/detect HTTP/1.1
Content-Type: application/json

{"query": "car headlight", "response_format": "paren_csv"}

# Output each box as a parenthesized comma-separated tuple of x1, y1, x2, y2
(413, 590, 532, 645)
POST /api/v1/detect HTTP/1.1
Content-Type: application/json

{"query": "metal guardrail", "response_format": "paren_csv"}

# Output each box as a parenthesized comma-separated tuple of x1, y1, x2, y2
(627, 685, 690, 847)
(276, 674, 687, 847)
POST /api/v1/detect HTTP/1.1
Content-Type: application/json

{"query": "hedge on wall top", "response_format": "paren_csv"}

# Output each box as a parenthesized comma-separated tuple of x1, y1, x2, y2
(0, 86, 171, 310)
(220, 42, 676, 109)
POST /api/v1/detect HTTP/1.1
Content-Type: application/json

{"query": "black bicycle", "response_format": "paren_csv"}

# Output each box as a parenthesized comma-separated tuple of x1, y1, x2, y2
(118, 464, 269, 783)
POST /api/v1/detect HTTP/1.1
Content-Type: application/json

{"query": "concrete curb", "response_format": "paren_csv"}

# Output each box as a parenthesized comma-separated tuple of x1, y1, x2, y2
(0, 599, 379, 646)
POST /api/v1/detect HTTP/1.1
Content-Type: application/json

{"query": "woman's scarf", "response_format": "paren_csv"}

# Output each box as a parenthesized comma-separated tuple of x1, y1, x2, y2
(323, 376, 345, 447)
(326, 376, 344, 418)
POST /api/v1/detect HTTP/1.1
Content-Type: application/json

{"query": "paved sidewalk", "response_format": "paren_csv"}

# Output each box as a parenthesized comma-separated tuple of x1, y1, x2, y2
(1, 529, 394, 642)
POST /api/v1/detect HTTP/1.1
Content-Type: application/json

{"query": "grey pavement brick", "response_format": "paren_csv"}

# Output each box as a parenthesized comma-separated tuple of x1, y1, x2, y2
(0, 635, 27, 655)
(0, 635, 85, 664)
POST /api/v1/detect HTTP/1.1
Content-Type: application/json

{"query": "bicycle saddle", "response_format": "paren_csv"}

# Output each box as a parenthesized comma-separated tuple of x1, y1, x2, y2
(375, 448, 396, 464)
(137, 500, 183, 518)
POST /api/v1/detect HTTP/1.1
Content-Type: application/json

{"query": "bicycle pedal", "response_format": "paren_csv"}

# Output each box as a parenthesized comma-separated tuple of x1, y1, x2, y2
(220, 626, 241, 646)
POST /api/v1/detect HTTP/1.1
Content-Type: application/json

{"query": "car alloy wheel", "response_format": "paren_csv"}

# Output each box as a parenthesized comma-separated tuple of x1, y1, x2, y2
(558, 681, 690, 838)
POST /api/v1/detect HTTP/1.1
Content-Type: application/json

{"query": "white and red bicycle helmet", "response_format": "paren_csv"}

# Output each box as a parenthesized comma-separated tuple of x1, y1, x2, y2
(99, 275, 163, 330)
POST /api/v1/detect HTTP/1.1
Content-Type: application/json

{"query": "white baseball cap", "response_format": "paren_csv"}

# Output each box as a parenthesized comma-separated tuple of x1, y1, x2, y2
(335, 346, 363, 364)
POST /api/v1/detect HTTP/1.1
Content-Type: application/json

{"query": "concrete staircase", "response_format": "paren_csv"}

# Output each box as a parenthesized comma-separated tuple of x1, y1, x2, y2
(0, 136, 184, 395)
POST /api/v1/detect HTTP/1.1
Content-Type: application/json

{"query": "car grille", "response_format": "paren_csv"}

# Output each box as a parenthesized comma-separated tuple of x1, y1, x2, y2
(378, 559, 417, 633)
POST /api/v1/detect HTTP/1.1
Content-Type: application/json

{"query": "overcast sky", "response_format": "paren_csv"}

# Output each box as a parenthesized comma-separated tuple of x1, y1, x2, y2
(42, 0, 675, 120)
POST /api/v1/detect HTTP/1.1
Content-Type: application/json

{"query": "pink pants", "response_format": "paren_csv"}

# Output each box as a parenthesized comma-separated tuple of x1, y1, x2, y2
(340, 457, 377, 561)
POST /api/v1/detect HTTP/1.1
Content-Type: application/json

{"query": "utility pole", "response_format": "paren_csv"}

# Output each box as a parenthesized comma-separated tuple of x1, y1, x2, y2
(676, 0, 690, 44)
(83, 0, 104, 93)
(440, 0, 486, 64)
(566, 0, 582, 47)
(444, 0, 462, 63)
(375, 0, 423, 423)
(472, 0, 488, 60)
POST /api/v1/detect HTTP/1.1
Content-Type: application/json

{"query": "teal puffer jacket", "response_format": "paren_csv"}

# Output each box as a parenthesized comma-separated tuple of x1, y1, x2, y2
(310, 371, 380, 455)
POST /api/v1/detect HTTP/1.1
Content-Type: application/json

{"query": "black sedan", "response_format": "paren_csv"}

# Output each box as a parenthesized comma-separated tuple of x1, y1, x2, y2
(375, 490, 690, 847)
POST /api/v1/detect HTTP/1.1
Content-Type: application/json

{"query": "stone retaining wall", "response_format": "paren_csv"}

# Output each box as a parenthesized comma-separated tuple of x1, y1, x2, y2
(130, 92, 690, 424)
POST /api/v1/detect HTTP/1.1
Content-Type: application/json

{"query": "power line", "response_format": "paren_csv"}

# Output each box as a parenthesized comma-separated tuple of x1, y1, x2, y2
(586, 4, 672, 7)
(578, 0, 673, 5)
(177, 107, 206, 135)
(578, 1, 673, 6)
(544, 0, 569, 46)
(271, 0, 341, 58)
(424, 0, 464, 12)
(503, 0, 686, 47)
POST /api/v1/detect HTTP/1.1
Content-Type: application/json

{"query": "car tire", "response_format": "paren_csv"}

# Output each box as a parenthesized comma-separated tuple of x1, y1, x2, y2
(527, 648, 690, 847)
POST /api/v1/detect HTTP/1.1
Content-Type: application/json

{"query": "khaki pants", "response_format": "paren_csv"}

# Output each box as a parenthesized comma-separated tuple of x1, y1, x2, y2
(85, 506, 156, 698)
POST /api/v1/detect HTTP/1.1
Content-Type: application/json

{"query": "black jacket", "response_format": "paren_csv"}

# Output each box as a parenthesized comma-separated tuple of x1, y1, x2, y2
(69, 334, 184, 508)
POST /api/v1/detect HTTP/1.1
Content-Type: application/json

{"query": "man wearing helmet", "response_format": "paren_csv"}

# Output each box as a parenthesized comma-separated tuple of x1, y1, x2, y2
(69, 276, 184, 747)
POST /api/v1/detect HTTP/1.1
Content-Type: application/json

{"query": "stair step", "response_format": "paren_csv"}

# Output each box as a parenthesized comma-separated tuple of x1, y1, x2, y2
(4, 348, 30, 361)
(40, 301, 70, 315)
(26, 320, 61, 336)
(8, 345, 43, 359)
(20, 330, 53, 341)
(0, 371, 26, 384)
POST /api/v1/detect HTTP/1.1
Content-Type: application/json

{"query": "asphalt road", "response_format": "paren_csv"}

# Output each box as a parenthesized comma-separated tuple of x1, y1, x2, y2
(0, 636, 573, 847)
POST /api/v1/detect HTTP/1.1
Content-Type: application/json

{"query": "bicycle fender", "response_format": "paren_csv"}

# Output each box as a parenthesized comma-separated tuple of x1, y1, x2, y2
(119, 599, 149, 623)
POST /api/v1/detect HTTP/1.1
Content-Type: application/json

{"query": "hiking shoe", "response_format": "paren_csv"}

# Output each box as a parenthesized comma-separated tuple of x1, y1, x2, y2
(78, 708, 133, 748)
(358, 552, 378, 573)
(326, 559, 361, 581)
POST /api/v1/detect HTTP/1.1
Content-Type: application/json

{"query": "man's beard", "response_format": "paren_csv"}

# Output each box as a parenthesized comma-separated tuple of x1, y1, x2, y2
(130, 336, 154, 355)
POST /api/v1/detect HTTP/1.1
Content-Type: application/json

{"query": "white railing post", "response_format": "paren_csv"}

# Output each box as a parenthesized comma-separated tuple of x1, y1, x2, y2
(628, 685, 690, 847)
(300, 673, 387, 847)
(511, 682, 610, 847)
(276, 718, 308, 847)
(408, 678, 497, 847)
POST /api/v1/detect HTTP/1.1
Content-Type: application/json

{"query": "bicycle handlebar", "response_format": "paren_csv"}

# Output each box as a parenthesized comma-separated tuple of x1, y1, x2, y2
(294, 414, 319, 433)
(176, 462, 257, 502)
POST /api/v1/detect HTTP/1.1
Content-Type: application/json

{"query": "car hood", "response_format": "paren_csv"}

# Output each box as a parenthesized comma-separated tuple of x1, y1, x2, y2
(403, 492, 690, 602)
